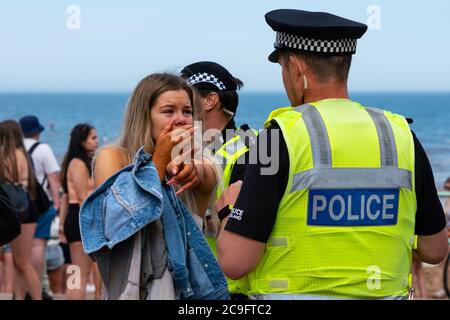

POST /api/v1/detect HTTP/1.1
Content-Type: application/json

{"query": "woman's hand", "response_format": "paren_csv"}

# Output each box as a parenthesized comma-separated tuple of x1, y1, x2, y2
(153, 121, 194, 182)
(168, 163, 201, 195)
(58, 223, 67, 244)
(167, 146, 202, 195)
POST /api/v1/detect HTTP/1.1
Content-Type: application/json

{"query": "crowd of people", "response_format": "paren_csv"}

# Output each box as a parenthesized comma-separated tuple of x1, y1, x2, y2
(0, 8, 449, 300)
(0, 117, 101, 299)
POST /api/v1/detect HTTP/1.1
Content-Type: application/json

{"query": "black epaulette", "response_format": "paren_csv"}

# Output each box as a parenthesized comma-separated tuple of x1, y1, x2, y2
(237, 124, 257, 149)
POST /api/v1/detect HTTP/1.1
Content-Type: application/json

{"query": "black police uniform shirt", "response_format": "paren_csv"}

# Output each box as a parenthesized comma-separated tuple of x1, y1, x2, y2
(225, 122, 447, 243)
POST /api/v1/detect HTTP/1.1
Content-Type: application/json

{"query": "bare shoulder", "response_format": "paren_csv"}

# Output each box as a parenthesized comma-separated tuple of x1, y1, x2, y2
(94, 146, 129, 187)
(68, 158, 89, 174)
(96, 146, 128, 168)
(14, 148, 27, 163)
(15, 148, 29, 179)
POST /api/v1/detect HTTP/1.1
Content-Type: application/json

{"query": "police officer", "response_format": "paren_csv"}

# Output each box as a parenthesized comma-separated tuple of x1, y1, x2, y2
(215, 9, 449, 299)
(181, 62, 256, 298)
(180, 62, 255, 200)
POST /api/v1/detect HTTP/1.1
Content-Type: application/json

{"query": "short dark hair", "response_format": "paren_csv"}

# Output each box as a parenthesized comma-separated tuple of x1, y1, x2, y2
(283, 49, 352, 83)
(198, 77, 243, 114)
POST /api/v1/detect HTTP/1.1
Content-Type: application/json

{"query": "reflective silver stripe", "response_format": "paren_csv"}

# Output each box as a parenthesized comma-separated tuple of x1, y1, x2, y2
(269, 280, 289, 290)
(289, 104, 411, 193)
(267, 237, 289, 247)
(294, 104, 331, 167)
(250, 293, 407, 300)
(290, 167, 412, 192)
(223, 138, 246, 157)
(366, 108, 398, 167)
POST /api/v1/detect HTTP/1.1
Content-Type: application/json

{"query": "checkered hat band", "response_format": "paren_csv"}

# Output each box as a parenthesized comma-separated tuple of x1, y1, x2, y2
(186, 72, 227, 91)
(275, 31, 357, 54)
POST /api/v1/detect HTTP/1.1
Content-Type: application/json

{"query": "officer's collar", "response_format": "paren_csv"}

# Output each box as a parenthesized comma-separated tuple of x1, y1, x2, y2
(221, 118, 237, 142)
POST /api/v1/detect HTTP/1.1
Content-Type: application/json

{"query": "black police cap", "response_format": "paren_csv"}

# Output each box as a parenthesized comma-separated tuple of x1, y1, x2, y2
(180, 61, 239, 92)
(265, 9, 368, 62)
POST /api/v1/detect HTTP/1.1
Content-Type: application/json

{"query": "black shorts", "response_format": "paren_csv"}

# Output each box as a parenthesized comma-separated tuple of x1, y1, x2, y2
(19, 198, 40, 224)
(59, 242, 72, 264)
(64, 204, 81, 243)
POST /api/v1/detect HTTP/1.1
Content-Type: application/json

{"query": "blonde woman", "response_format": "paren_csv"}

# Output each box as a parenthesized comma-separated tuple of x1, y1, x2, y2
(83, 73, 227, 300)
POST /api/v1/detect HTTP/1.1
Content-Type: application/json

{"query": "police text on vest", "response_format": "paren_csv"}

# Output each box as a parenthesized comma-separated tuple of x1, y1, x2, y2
(308, 189, 399, 226)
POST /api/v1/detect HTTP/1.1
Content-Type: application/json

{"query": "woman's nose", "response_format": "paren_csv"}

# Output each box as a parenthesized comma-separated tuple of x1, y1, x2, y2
(174, 112, 187, 126)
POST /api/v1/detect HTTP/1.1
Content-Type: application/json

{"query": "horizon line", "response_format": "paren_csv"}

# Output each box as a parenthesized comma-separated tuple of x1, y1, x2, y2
(1, 90, 450, 95)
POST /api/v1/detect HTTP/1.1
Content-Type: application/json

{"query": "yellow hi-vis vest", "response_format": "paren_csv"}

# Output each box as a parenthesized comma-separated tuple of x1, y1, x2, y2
(246, 99, 416, 299)
(215, 128, 258, 200)
(208, 127, 257, 295)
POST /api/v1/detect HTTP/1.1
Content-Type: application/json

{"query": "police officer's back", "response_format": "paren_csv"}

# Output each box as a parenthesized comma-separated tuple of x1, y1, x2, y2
(216, 9, 449, 300)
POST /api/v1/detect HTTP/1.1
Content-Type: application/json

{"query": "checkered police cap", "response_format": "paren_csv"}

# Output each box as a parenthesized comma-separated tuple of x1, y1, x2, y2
(265, 9, 368, 62)
(187, 72, 227, 91)
(180, 62, 239, 92)
(275, 31, 357, 55)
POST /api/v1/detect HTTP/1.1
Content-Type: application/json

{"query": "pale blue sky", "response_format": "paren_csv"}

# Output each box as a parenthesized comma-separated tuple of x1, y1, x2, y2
(1, 0, 449, 92)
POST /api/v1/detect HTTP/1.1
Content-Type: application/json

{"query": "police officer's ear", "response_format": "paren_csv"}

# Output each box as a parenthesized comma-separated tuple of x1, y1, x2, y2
(288, 54, 307, 81)
(203, 92, 220, 112)
(287, 54, 309, 91)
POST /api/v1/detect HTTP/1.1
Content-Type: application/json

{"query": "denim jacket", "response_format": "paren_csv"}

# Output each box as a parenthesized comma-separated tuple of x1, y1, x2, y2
(80, 147, 230, 300)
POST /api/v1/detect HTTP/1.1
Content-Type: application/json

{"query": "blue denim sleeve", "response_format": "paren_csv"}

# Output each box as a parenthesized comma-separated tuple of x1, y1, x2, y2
(81, 148, 164, 255)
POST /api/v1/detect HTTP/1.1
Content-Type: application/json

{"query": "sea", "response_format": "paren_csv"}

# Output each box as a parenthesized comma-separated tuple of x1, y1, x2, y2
(1, 92, 450, 188)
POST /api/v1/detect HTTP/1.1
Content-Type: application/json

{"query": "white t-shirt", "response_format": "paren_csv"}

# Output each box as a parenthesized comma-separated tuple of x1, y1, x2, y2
(24, 137, 60, 200)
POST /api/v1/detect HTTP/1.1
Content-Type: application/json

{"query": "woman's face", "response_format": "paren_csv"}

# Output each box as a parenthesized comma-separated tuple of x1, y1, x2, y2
(150, 89, 193, 140)
(82, 129, 99, 153)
